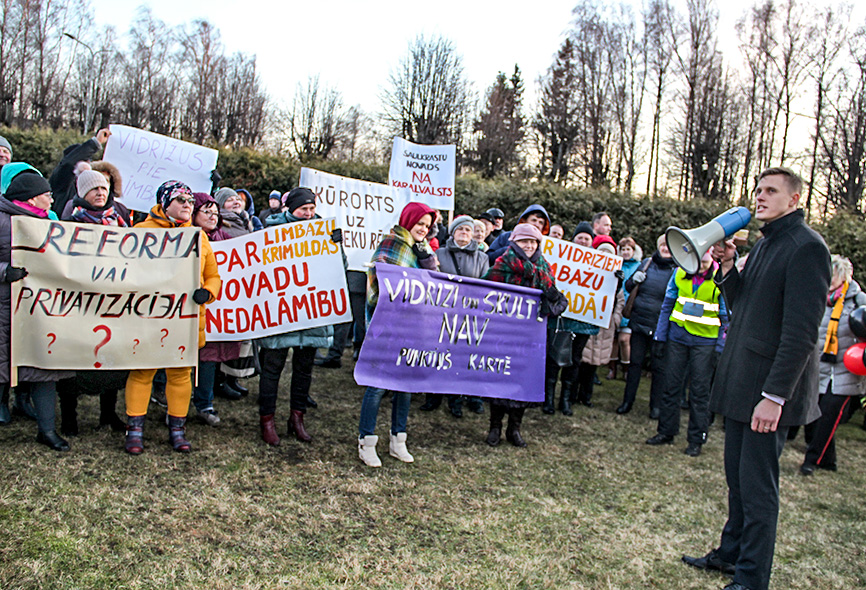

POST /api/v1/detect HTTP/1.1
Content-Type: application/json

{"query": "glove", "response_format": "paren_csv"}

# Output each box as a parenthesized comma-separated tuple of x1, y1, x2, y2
(614, 269, 625, 281)
(4, 266, 27, 283)
(209, 169, 222, 193)
(331, 228, 343, 243)
(631, 270, 646, 284)
(544, 285, 561, 302)
(412, 243, 432, 260)
(192, 288, 211, 304)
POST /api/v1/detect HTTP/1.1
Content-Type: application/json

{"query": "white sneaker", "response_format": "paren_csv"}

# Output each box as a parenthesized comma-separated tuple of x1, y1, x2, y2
(197, 408, 220, 426)
(358, 435, 381, 467)
(389, 432, 414, 463)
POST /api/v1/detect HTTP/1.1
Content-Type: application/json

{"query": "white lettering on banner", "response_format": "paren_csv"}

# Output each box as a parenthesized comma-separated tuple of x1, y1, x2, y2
(205, 216, 351, 341)
(10, 218, 200, 373)
(540, 236, 622, 329)
(103, 124, 218, 213)
(298, 167, 411, 272)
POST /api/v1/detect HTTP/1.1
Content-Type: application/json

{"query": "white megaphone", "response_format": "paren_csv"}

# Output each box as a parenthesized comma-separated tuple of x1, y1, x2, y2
(665, 207, 751, 274)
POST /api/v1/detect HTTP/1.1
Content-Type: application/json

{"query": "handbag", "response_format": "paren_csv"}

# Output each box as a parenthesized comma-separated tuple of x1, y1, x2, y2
(622, 258, 652, 320)
(548, 317, 576, 367)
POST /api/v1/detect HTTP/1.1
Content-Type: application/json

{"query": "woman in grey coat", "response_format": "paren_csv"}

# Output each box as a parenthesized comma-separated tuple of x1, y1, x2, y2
(420, 215, 489, 416)
(0, 169, 75, 450)
(801, 255, 866, 475)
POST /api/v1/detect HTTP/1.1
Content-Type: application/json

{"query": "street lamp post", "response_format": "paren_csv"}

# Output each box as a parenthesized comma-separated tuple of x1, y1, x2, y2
(63, 32, 96, 134)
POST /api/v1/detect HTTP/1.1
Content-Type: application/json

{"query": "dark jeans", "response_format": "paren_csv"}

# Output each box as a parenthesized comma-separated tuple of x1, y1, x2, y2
(804, 392, 853, 469)
(257, 346, 317, 415)
(718, 418, 788, 590)
(193, 361, 218, 412)
(622, 331, 666, 410)
(657, 340, 714, 444)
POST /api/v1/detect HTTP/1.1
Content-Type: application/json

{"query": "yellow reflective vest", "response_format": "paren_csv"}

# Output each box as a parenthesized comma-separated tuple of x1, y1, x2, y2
(670, 268, 721, 339)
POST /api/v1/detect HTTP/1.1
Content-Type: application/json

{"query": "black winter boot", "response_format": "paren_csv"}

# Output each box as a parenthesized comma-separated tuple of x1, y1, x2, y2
(58, 388, 79, 436)
(505, 409, 527, 447)
(0, 385, 11, 425)
(419, 393, 442, 411)
(486, 405, 505, 446)
(559, 381, 573, 416)
(543, 376, 557, 415)
(99, 389, 126, 431)
(13, 387, 37, 420)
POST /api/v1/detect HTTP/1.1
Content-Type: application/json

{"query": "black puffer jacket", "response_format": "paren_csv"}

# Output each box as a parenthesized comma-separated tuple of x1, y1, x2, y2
(624, 251, 677, 337)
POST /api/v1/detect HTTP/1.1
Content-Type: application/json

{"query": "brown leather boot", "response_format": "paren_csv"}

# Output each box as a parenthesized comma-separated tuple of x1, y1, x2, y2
(260, 414, 280, 446)
(288, 409, 312, 443)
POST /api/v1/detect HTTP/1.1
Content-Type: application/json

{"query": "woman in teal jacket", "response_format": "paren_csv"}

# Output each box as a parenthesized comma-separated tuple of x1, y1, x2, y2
(256, 187, 340, 446)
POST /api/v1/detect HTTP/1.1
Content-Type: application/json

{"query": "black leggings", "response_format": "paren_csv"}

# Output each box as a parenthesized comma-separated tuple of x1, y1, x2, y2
(257, 346, 316, 415)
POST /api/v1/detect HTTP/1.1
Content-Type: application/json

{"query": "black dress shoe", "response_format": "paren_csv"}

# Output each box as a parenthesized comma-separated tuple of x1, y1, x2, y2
(616, 402, 632, 415)
(800, 463, 816, 476)
(646, 433, 674, 445)
(305, 394, 318, 409)
(682, 549, 735, 576)
(723, 584, 752, 590)
(684, 442, 702, 457)
(314, 358, 342, 369)
(36, 430, 71, 452)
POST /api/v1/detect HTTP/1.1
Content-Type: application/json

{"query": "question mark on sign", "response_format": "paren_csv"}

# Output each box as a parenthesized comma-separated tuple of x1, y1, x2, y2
(178, 345, 185, 360)
(46, 333, 57, 354)
(132, 339, 140, 354)
(160, 328, 169, 347)
(92, 325, 111, 368)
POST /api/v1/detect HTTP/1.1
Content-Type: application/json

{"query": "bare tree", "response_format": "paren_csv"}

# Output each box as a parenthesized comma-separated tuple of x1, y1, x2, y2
(534, 38, 579, 183)
(381, 35, 470, 147)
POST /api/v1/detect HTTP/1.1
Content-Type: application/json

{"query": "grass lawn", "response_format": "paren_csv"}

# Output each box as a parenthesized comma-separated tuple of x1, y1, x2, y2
(1, 354, 865, 590)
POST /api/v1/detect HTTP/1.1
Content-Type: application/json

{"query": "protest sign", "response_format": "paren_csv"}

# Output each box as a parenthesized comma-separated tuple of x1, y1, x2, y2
(103, 124, 219, 213)
(541, 236, 623, 329)
(205, 217, 350, 341)
(298, 167, 411, 272)
(388, 137, 455, 210)
(10, 218, 200, 374)
(354, 264, 546, 402)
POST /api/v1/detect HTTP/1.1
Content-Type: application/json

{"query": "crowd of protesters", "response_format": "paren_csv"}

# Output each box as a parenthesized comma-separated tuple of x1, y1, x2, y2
(0, 132, 863, 493)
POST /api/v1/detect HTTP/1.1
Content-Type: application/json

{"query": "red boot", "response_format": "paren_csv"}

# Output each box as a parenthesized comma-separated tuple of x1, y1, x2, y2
(288, 409, 312, 443)
(260, 414, 280, 446)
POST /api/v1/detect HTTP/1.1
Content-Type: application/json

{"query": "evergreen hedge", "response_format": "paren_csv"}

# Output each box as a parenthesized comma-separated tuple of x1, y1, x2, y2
(3, 126, 863, 281)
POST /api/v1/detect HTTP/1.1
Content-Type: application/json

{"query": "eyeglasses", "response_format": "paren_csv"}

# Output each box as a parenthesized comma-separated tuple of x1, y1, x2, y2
(198, 210, 219, 218)
(173, 196, 196, 205)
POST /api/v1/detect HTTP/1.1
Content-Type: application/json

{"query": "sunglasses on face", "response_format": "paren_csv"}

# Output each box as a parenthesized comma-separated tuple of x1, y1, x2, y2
(173, 196, 195, 205)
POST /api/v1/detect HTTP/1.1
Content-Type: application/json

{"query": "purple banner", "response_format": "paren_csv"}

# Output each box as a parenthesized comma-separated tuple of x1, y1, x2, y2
(354, 264, 546, 402)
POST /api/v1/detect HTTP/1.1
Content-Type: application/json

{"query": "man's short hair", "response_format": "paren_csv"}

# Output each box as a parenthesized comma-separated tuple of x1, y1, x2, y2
(758, 167, 802, 194)
(591, 212, 610, 225)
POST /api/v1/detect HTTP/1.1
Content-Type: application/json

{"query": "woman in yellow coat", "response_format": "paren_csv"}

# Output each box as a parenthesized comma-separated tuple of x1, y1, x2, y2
(124, 180, 221, 454)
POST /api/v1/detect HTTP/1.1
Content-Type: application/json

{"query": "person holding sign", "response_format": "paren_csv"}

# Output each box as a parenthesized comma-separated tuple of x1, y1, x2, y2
(123, 181, 221, 455)
(256, 187, 342, 446)
(358, 201, 438, 467)
(0, 168, 75, 451)
(483, 223, 567, 447)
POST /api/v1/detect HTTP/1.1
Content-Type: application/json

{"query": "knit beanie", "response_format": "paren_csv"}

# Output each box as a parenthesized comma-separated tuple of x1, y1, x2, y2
(0, 135, 12, 157)
(77, 169, 109, 199)
(592, 235, 617, 251)
(193, 192, 218, 218)
(6, 171, 51, 202)
(156, 180, 192, 210)
(510, 223, 543, 244)
(449, 214, 475, 235)
(213, 187, 238, 209)
(283, 187, 317, 214)
(268, 190, 281, 202)
(572, 221, 595, 241)
(398, 201, 436, 231)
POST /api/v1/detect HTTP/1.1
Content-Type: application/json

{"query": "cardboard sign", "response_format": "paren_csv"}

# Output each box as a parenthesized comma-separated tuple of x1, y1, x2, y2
(298, 167, 411, 272)
(103, 124, 219, 212)
(205, 217, 351, 341)
(354, 264, 546, 402)
(388, 137, 455, 210)
(541, 237, 622, 329)
(10, 218, 200, 373)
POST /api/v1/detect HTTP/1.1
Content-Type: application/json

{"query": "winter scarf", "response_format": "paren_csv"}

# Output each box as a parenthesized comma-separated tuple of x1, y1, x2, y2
(70, 195, 129, 226)
(484, 242, 556, 291)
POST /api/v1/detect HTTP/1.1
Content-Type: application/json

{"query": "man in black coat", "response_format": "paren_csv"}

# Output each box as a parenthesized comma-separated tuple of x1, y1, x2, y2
(682, 167, 830, 590)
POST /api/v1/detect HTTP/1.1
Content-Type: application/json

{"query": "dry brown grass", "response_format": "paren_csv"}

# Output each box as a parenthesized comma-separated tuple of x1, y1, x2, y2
(1, 355, 865, 589)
